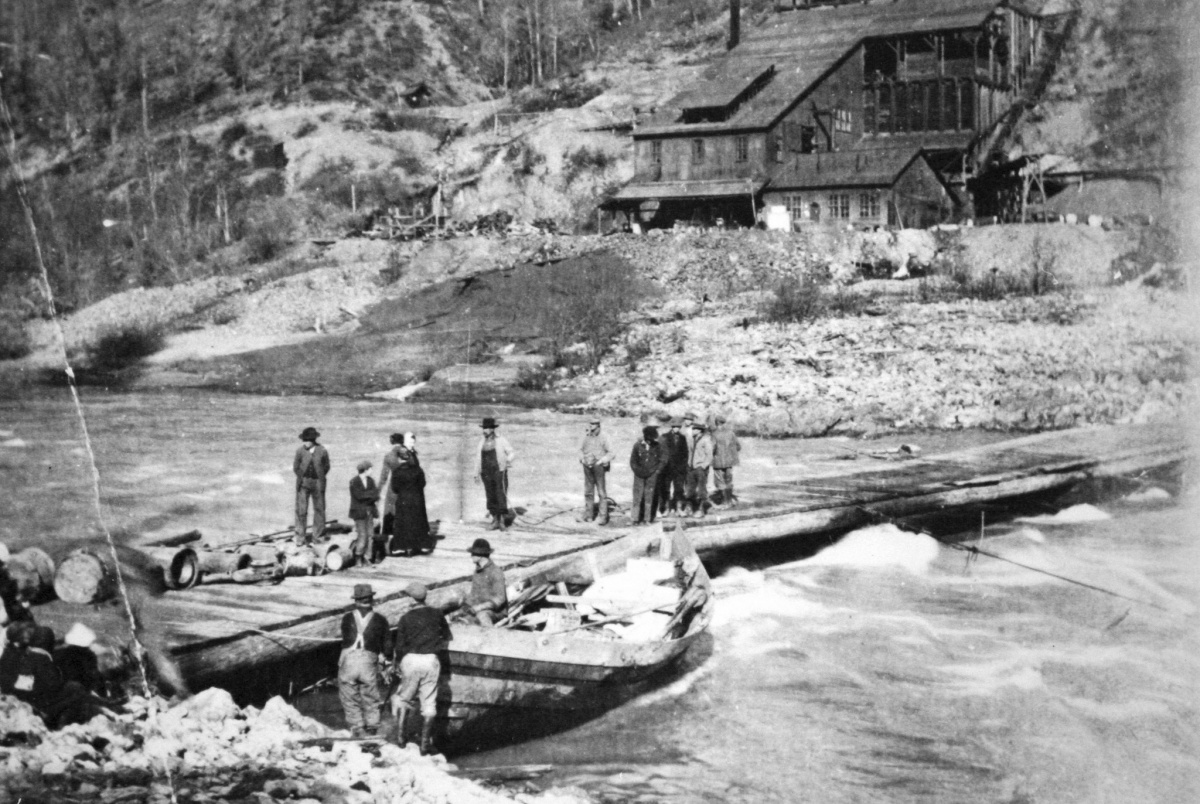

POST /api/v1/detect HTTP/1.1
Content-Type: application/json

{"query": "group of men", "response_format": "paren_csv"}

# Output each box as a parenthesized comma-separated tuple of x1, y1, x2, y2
(335, 536, 506, 753)
(581, 412, 741, 526)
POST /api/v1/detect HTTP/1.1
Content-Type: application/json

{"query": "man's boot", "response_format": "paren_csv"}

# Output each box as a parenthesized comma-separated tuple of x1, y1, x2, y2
(419, 720, 435, 756)
(393, 708, 408, 747)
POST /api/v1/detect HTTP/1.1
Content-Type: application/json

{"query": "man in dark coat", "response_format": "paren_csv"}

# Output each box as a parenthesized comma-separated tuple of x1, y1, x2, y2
(391, 433, 433, 557)
(294, 427, 331, 546)
(0, 543, 33, 624)
(11, 626, 104, 729)
(349, 460, 380, 567)
(656, 419, 689, 517)
(338, 584, 391, 738)
(464, 539, 506, 626)
(630, 426, 666, 525)
(390, 582, 451, 755)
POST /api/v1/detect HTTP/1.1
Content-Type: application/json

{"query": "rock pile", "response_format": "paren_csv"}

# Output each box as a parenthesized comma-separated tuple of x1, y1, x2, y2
(567, 286, 1196, 437)
(0, 689, 589, 804)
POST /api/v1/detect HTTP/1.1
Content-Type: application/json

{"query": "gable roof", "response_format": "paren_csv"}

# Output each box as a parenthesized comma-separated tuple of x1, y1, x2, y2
(636, 0, 1019, 136)
(770, 147, 932, 189)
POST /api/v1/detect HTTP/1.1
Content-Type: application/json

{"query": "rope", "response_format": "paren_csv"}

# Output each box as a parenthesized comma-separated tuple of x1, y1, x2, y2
(853, 505, 1171, 612)
(0, 79, 179, 804)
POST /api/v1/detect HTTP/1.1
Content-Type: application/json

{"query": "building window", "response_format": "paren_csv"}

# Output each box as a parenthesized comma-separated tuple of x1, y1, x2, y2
(833, 107, 853, 133)
(958, 80, 975, 130)
(773, 129, 785, 162)
(735, 135, 749, 162)
(878, 84, 893, 134)
(863, 89, 877, 134)
(828, 193, 851, 220)
(859, 192, 880, 219)
(783, 193, 806, 220)
(650, 140, 663, 164)
(691, 138, 705, 164)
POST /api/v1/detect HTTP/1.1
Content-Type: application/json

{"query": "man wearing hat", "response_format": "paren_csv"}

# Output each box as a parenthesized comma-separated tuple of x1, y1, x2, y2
(473, 418, 516, 532)
(685, 420, 714, 518)
(711, 413, 742, 507)
(464, 539, 507, 626)
(349, 460, 380, 567)
(390, 582, 450, 754)
(578, 417, 615, 525)
(338, 584, 391, 738)
(294, 427, 332, 546)
(630, 426, 666, 525)
(54, 623, 102, 694)
(657, 418, 689, 518)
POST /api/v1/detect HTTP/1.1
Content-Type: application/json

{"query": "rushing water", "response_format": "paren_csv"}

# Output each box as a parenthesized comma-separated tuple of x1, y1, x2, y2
(2, 390, 1197, 802)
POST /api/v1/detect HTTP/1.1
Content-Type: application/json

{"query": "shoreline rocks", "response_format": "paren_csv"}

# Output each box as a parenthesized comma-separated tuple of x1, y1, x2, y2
(0, 689, 590, 804)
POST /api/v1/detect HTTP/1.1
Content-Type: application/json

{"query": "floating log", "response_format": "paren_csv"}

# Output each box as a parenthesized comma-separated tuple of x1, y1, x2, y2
(53, 549, 115, 605)
(142, 546, 200, 590)
(8, 548, 56, 603)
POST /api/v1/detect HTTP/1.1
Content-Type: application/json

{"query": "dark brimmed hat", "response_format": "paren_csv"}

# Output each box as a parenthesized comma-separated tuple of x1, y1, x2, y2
(390, 433, 404, 444)
(481, 417, 498, 429)
(468, 538, 493, 557)
(299, 427, 320, 441)
(352, 583, 375, 601)
(404, 582, 428, 602)
(642, 425, 659, 441)
(356, 459, 372, 472)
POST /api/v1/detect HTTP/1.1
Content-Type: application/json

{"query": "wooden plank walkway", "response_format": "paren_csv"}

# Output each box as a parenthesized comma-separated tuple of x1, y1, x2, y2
(33, 422, 1189, 690)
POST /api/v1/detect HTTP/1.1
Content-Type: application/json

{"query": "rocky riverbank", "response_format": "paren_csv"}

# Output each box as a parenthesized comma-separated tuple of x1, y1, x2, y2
(4, 225, 1194, 437)
(0, 689, 588, 804)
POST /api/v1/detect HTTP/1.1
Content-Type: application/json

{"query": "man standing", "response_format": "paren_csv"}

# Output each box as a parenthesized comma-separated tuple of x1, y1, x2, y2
(630, 426, 665, 525)
(474, 418, 515, 531)
(657, 419, 689, 518)
(464, 539, 506, 626)
(685, 421, 714, 518)
(338, 584, 390, 738)
(348, 461, 380, 567)
(711, 414, 742, 507)
(294, 427, 331, 546)
(391, 582, 450, 755)
(578, 418, 614, 525)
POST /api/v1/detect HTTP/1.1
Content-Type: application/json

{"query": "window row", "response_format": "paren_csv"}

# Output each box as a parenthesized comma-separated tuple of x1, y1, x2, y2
(649, 136, 752, 165)
(863, 79, 976, 135)
(781, 192, 882, 222)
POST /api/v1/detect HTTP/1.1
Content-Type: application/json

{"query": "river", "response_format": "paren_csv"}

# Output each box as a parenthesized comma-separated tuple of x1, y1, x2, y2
(1, 389, 1197, 803)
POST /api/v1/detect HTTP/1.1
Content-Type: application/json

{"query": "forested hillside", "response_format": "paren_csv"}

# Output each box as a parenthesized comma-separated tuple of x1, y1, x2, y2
(0, 0, 1191, 348)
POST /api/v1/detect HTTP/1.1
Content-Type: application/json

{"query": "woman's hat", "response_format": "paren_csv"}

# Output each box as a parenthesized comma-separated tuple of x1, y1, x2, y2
(64, 623, 97, 649)
(468, 538, 493, 557)
(403, 582, 428, 602)
(352, 583, 375, 601)
(299, 427, 320, 441)
(481, 417, 498, 429)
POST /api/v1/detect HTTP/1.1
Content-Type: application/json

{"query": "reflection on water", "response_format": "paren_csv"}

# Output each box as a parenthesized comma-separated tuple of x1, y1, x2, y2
(460, 505, 1200, 804)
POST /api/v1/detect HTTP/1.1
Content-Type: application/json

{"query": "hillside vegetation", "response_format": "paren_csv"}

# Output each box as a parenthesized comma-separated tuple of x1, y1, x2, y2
(0, 0, 1191, 356)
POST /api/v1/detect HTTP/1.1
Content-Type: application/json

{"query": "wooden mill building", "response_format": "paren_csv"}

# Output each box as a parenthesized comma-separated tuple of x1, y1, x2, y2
(612, 0, 1054, 229)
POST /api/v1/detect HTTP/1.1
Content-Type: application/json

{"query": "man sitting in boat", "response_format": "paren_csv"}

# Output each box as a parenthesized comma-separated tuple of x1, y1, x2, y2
(463, 539, 506, 626)
(338, 584, 391, 738)
(390, 582, 450, 754)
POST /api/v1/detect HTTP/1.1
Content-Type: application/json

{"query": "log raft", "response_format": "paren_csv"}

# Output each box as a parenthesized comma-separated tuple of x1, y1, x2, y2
(31, 422, 1189, 694)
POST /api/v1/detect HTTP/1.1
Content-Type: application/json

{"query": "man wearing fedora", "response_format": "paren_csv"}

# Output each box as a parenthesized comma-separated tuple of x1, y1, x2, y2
(657, 418, 689, 518)
(390, 582, 450, 754)
(294, 427, 331, 546)
(685, 420, 714, 518)
(630, 425, 666, 525)
(578, 417, 614, 525)
(464, 539, 507, 626)
(473, 418, 515, 531)
(339, 583, 391, 738)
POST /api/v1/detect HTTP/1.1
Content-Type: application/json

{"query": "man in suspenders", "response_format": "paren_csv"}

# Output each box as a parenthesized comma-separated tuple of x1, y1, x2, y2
(338, 584, 391, 738)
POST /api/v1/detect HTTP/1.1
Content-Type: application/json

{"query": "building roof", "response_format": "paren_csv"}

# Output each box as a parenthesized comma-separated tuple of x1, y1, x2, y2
(636, 0, 1020, 137)
(770, 147, 929, 189)
(612, 177, 767, 201)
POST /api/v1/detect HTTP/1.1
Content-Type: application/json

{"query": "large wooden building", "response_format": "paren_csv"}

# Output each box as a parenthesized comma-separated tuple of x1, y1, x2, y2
(613, 0, 1049, 229)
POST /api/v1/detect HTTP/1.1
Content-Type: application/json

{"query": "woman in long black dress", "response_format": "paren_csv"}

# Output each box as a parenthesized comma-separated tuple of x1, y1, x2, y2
(390, 433, 434, 556)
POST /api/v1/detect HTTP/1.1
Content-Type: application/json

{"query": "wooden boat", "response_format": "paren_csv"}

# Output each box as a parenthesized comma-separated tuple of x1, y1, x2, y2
(431, 525, 712, 752)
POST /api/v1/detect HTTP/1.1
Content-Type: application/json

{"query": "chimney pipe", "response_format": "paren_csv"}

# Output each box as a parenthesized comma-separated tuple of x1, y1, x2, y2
(729, 0, 741, 50)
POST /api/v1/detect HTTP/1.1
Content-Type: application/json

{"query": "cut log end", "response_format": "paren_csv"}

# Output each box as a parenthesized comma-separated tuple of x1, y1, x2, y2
(53, 550, 114, 605)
